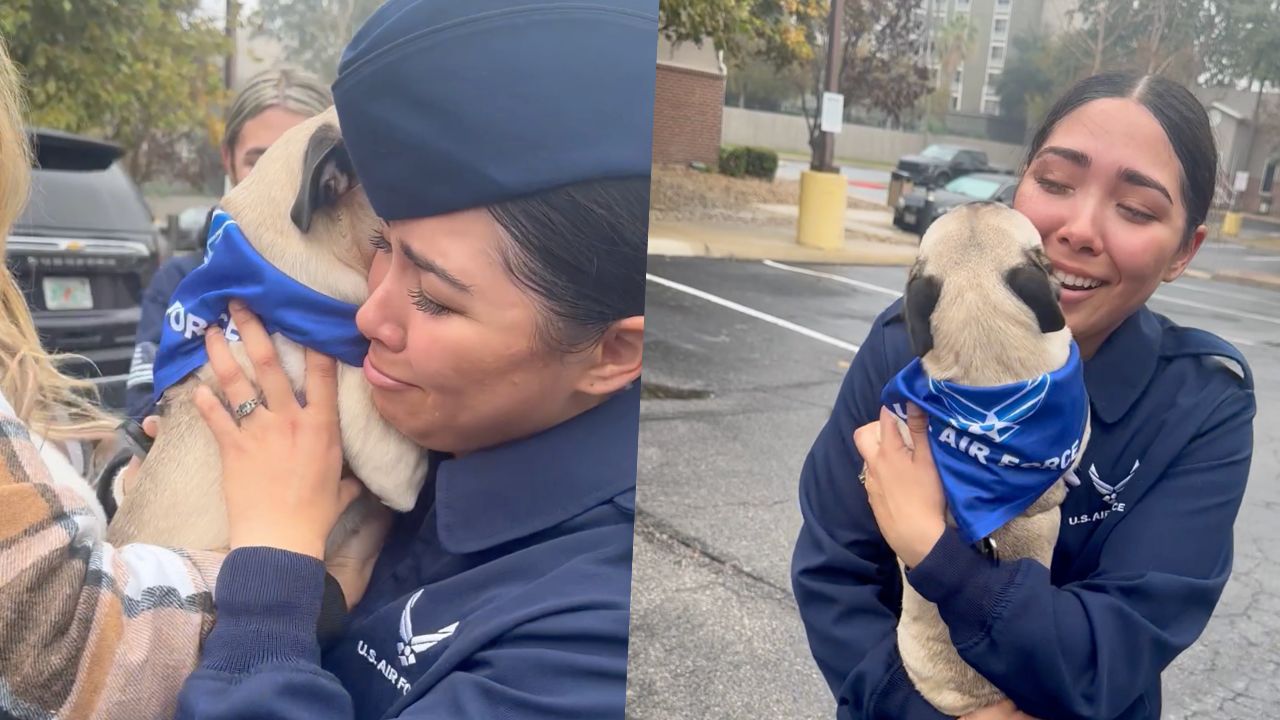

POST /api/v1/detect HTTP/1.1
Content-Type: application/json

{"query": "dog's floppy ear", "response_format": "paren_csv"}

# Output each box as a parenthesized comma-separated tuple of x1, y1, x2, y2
(291, 123, 357, 234)
(904, 261, 942, 358)
(1005, 249, 1066, 333)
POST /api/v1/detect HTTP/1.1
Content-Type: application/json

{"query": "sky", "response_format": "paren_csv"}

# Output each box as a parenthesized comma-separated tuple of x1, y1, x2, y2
(197, 0, 260, 24)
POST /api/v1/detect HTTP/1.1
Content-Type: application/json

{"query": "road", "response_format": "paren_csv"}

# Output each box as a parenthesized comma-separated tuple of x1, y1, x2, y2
(627, 254, 1280, 719)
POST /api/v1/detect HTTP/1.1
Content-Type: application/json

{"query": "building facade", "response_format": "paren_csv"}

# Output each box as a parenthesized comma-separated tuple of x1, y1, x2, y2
(919, 0, 1074, 141)
(653, 35, 727, 166)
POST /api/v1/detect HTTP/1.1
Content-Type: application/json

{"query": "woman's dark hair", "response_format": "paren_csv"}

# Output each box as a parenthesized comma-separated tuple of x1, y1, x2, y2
(488, 177, 649, 353)
(1023, 72, 1217, 247)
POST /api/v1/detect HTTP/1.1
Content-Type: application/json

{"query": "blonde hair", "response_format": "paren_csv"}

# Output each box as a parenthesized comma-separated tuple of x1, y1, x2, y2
(223, 66, 332, 154)
(0, 38, 118, 441)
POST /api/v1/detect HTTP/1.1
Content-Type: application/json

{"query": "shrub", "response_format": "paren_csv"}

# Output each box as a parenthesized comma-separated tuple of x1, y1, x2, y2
(718, 146, 778, 181)
(743, 147, 778, 181)
(719, 146, 748, 177)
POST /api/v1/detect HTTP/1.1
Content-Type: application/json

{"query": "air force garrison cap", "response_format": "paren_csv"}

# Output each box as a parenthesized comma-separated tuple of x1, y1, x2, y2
(332, 0, 659, 222)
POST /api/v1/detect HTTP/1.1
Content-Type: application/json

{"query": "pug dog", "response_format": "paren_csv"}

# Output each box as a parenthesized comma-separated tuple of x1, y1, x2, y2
(107, 108, 430, 556)
(881, 202, 1091, 716)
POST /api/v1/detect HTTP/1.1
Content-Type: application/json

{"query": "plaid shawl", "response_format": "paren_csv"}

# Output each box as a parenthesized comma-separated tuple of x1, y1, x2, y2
(0, 396, 223, 719)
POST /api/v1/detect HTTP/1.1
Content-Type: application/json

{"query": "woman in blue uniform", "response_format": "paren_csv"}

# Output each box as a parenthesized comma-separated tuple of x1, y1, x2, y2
(174, 1, 654, 718)
(791, 73, 1256, 720)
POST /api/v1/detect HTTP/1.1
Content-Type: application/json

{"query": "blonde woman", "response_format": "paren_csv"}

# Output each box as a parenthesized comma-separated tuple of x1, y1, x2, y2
(0, 38, 225, 718)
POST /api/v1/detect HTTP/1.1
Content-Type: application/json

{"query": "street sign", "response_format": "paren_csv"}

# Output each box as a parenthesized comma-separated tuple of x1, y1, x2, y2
(1233, 171, 1249, 193)
(821, 92, 844, 134)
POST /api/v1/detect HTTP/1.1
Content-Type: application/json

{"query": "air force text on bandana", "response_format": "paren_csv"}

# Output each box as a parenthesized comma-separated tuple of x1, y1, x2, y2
(152, 209, 370, 400)
(880, 343, 1090, 545)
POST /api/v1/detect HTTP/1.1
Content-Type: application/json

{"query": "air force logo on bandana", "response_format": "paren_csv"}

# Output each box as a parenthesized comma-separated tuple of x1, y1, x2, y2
(881, 342, 1090, 545)
(152, 209, 370, 399)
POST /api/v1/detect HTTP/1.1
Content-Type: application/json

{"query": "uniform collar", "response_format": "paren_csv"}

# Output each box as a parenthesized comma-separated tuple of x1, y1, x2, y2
(434, 382, 640, 554)
(1083, 307, 1161, 424)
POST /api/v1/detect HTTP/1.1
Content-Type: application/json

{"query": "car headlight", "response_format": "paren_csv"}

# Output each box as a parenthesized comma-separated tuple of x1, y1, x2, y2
(926, 191, 936, 203)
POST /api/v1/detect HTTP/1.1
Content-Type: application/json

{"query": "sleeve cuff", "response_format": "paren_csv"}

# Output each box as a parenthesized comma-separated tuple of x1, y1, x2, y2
(201, 547, 327, 674)
(905, 526, 1018, 646)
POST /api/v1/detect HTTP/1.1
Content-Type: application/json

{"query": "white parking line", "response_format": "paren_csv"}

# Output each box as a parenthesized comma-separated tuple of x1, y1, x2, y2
(1164, 278, 1280, 305)
(761, 260, 904, 297)
(1148, 292, 1280, 326)
(759, 260, 1261, 347)
(646, 274, 860, 354)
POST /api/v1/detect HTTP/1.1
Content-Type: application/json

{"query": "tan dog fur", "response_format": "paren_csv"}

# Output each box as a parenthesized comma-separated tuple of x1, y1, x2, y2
(891, 203, 1090, 716)
(107, 108, 430, 556)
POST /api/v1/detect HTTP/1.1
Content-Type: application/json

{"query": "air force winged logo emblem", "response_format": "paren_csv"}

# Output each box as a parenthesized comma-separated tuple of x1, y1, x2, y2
(396, 589, 459, 667)
(929, 372, 1051, 443)
(1089, 460, 1140, 505)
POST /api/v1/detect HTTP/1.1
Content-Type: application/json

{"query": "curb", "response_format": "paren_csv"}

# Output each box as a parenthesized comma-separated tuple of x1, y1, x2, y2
(1207, 269, 1280, 291)
(647, 235, 918, 266)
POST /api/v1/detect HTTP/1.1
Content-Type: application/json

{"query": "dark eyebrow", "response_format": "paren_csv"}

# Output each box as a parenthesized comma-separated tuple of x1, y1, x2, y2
(1035, 146, 1090, 168)
(398, 241, 473, 294)
(1118, 168, 1173, 204)
(242, 147, 267, 163)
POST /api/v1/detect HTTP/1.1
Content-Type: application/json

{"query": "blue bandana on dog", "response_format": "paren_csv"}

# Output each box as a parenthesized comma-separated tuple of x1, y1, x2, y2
(880, 342, 1089, 545)
(152, 209, 369, 400)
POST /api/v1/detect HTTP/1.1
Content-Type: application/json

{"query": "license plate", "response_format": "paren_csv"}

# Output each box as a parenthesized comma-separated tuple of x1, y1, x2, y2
(903, 210, 916, 226)
(43, 276, 93, 310)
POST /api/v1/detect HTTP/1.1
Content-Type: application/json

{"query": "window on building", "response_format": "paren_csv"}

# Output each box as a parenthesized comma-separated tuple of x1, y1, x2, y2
(952, 94, 961, 111)
(1264, 158, 1278, 194)
(993, 18, 1008, 36)
(987, 70, 1001, 88)
(990, 44, 1005, 62)
(956, 0, 971, 9)
(996, 0, 1011, 8)
(983, 98, 1001, 116)
(955, 68, 963, 83)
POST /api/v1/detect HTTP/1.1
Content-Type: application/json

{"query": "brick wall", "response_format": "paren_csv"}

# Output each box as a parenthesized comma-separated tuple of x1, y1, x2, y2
(652, 63, 725, 166)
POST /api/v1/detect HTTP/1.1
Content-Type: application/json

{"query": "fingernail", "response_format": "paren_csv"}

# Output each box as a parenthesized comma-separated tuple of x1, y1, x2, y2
(229, 299, 244, 312)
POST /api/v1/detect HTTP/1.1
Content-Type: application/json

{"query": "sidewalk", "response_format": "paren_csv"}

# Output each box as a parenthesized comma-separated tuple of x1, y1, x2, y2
(647, 217, 919, 266)
(648, 202, 920, 266)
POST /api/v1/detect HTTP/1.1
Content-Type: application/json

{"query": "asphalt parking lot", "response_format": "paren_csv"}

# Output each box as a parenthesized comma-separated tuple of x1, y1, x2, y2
(627, 252, 1280, 720)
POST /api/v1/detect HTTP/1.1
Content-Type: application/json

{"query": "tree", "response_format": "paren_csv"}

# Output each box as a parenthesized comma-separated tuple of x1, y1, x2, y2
(927, 13, 977, 123)
(0, 0, 229, 186)
(725, 50, 808, 110)
(798, 0, 931, 157)
(658, 0, 826, 70)
(251, 0, 383, 82)
(1201, 0, 1280, 90)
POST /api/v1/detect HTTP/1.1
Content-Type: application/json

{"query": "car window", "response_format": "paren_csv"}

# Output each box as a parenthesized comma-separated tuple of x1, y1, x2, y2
(944, 175, 1004, 200)
(995, 184, 1016, 204)
(921, 145, 959, 161)
(15, 163, 154, 234)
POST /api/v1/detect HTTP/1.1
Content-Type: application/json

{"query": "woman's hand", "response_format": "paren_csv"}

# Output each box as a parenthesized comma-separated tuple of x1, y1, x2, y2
(852, 404, 947, 568)
(324, 491, 394, 609)
(960, 699, 1041, 719)
(194, 300, 362, 560)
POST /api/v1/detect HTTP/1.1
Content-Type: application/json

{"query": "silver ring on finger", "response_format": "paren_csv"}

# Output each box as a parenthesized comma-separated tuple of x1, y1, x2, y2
(233, 396, 264, 421)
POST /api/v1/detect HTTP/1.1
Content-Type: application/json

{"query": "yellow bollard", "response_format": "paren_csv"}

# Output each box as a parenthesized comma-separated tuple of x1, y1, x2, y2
(797, 170, 847, 250)
(1221, 212, 1242, 237)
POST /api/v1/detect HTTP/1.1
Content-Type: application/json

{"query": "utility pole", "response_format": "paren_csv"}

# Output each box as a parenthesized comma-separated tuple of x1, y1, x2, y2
(922, 0, 934, 147)
(811, 0, 844, 172)
(225, 0, 240, 90)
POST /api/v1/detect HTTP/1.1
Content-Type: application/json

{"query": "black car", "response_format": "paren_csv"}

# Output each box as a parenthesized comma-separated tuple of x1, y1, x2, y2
(893, 144, 993, 187)
(5, 128, 161, 410)
(893, 172, 1018, 236)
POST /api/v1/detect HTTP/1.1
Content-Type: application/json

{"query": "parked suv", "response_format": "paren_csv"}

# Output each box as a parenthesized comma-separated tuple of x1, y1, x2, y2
(5, 128, 160, 410)
(893, 144, 993, 187)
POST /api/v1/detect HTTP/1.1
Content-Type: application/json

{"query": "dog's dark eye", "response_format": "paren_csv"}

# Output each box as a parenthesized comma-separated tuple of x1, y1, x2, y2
(369, 229, 391, 253)
(408, 287, 452, 316)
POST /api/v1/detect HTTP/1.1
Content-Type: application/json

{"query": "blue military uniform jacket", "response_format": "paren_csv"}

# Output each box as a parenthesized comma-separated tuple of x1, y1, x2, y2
(177, 383, 639, 719)
(792, 298, 1255, 720)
